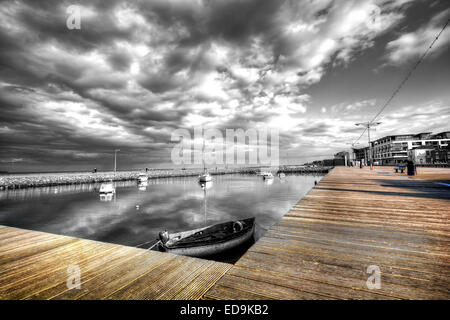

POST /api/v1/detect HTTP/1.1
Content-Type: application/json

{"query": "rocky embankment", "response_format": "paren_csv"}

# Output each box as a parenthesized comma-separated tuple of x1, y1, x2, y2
(0, 166, 332, 190)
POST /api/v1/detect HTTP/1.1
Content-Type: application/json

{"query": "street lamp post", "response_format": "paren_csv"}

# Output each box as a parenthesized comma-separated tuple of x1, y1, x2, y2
(355, 121, 381, 169)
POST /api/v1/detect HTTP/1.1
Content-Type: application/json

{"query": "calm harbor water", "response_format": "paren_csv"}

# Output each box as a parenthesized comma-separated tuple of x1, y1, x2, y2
(0, 173, 323, 262)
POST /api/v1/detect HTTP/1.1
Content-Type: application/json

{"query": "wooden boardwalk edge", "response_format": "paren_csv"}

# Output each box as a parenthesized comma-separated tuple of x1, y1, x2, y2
(203, 166, 450, 300)
(0, 226, 232, 300)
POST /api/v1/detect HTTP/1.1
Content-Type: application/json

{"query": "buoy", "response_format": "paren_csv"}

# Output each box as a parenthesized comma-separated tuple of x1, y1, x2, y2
(136, 205, 140, 210)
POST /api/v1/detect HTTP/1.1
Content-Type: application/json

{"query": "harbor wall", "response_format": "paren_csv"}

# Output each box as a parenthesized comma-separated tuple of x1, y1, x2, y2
(0, 166, 332, 190)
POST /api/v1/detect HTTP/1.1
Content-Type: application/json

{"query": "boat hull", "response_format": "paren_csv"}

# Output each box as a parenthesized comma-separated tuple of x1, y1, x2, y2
(160, 218, 255, 258)
(99, 183, 115, 194)
(199, 174, 212, 182)
(138, 174, 148, 183)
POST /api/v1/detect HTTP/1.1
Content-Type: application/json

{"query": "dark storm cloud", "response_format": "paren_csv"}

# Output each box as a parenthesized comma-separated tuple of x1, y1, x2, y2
(315, 1, 335, 18)
(17, 0, 133, 50)
(301, 123, 332, 135)
(1, 0, 449, 170)
(206, 0, 283, 43)
(107, 51, 133, 72)
(138, 73, 181, 94)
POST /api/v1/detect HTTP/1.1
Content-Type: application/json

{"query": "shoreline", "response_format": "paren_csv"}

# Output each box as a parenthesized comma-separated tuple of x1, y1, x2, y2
(0, 166, 332, 190)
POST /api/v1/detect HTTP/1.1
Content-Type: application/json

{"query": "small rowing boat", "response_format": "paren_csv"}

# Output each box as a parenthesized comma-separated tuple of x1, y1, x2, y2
(158, 217, 255, 258)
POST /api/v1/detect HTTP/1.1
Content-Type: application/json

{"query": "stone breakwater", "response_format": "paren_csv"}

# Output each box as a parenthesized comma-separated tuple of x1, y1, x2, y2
(278, 166, 332, 174)
(0, 166, 332, 190)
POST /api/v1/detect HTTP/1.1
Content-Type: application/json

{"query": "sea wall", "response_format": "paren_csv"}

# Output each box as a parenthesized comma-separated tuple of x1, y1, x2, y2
(0, 166, 332, 190)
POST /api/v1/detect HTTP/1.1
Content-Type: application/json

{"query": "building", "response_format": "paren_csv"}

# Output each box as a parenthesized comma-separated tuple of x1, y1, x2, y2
(371, 131, 450, 165)
(430, 145, 450, 164)
(352, 147, 369, 166)
(408, 146, 434, 164)
(408, 145, 450, 165)
(334, 151, 350, 166)
(308, 158, 344, 166)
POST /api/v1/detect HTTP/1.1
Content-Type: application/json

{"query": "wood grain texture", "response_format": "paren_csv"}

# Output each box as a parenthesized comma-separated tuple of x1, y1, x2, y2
(203, 166, 450, 300)
(0, 226, 231, 300)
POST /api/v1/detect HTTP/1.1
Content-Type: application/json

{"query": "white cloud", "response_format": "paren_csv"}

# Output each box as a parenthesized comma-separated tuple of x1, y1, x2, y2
(276, 0, 407, 80)
(384, 9, 450, 66)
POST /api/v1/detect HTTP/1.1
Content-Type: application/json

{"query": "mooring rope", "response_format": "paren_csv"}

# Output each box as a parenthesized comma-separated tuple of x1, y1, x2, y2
(148, 240, 161, 251)
(135, 239, 159, 248)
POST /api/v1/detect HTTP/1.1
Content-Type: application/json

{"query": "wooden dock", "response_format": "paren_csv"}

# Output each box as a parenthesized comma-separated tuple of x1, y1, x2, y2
(1, 166, 449, 299)
(0, 227, 231, 300)
(204, 166, 450, 300)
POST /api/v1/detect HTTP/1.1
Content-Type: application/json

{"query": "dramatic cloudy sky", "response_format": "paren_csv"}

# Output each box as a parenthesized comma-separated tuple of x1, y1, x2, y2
(0, 0, 449, 172)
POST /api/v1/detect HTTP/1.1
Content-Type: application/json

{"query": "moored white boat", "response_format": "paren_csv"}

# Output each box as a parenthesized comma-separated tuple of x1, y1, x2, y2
(261, 172, 274, 179)
(138, 180, 148, 191)
(199, 180, 213, 190)
(99, 193, 114, 201)
(138, 173, 148, 182)
(99, 182, 115, 194)
(198, 172, 212, 182)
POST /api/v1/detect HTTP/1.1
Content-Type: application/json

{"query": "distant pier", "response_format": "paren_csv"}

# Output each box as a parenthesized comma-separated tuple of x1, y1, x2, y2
(0, 166, 331, 190)
(1, 166, 449, 299)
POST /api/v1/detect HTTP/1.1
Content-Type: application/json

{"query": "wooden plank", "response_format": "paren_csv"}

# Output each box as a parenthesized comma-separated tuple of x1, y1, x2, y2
(205, 166, 450, 300)
(0, 237, 78, 265)
(32, 248, 149, 300)
(172, 263, 232, 300)
(268, 225, 450, 256)
(0, 227, 34, 242)
(0, 240, 95, 277)
(61, 252, 177, 300)
(0, 240, 90, 286)
(107, 259, 231, 300)
(212, 274, 332, 300)
(262, 231, 450, 261)
(226, 265, 397, 300)
(1, 244, 122, 299)
(254, 237, 450, 269)
(247, 244, 450, 285)
(235, 252, 448, 299)
(204, 284, 273, 300)
(272, 220, 450, 245)
(105, 255, 205, 300)
(0, 232, 60, 253)
(0, 225, 232, 300)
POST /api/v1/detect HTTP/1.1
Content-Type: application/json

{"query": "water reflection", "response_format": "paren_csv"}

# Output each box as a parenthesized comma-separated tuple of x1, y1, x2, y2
(138, 181, 148, 191)
(199, 180, 213, 190)
(0, 174, 323, 262)
(198, 180, 213, 227)
(99, 193, 114, 202)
